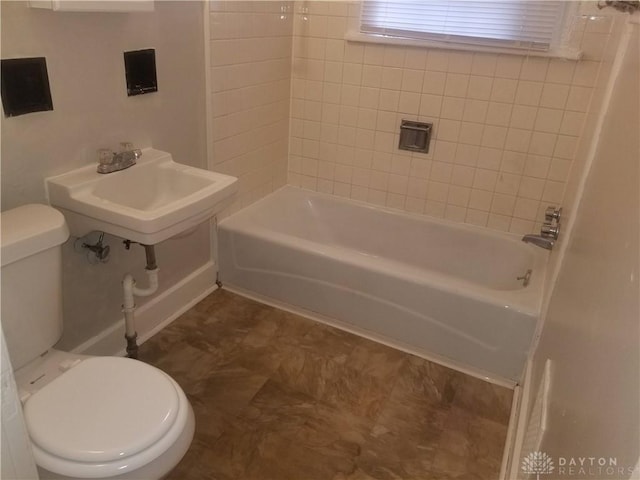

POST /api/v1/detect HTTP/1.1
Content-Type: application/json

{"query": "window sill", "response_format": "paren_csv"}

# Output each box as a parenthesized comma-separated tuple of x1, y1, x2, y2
(345, 31, 583, 61)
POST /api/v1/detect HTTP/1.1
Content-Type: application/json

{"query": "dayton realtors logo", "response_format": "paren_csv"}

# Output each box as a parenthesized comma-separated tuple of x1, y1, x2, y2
(522, 451, 555, 479)
(522, 452, 636, 477)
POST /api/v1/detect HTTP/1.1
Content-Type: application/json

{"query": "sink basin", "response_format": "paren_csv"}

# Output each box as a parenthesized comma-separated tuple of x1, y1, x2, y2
(46, 148, 238, 244)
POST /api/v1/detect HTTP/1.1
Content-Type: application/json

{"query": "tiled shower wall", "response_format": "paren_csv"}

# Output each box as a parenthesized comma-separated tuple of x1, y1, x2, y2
(287, 1, 621, 233)
(209, 1, 293, 214)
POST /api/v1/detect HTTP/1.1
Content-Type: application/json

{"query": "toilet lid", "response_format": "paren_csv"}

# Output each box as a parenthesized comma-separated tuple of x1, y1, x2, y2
(23, 357, 181, 464)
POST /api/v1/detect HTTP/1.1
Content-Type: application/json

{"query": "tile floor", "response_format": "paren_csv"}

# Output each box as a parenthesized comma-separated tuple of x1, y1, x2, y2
(141, 289, 512, 480)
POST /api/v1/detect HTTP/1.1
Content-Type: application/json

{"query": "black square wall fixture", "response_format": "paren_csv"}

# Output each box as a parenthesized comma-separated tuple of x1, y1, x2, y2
(1, 57, 53, 117)
(124, 49, 157, 96)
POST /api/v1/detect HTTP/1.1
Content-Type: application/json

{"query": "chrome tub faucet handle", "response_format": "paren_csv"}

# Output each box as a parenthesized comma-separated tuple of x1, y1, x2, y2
(544, 206, 562, 223)
(541, 222, 560, 240)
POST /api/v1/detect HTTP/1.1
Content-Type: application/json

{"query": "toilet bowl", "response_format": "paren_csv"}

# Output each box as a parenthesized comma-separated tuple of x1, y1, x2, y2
(15, 351, 195, 480)
(1, 204, 195, 479)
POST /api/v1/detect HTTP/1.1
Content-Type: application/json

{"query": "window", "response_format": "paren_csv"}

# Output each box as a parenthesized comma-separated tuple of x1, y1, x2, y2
(355, 1, 578, 57)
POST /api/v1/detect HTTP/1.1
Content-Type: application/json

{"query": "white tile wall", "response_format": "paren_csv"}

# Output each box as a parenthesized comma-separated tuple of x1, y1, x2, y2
(209, 1, 293, 215)
(287, 1, 622, 234)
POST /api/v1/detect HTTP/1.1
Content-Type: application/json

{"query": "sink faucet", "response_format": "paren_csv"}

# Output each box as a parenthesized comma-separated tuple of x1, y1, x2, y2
(522, 206, 562, 250)
(97, 143, 142, 174)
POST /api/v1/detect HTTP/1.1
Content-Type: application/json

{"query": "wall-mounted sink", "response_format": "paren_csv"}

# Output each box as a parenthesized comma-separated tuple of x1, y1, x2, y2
(46, 148, 238, 244)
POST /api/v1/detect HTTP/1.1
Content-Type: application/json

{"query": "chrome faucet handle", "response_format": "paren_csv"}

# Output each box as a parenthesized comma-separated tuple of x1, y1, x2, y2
(97, 148, 114, 164)
(96, 145, 139, 174)
(544, 206, 562, 223)
(541, 222, 560, 240)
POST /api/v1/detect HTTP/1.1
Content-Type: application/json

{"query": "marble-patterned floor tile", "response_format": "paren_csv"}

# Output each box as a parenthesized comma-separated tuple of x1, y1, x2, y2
(219, 341, 289, 377)
(141, 310, 219, 361)
(395, 356, 461, 405)
(351, 357, 456, 479)
(241, 429, 359, 480)
(271, 346, 335, 399)
(375, 356, 460, 436)
(238, 386, 372, 480)
(190, 422, 258, 480)
(146, 342, 222, 393)
(234, 380, 375, 479)
(187, 393, 237, 441)
(300, 322, 364, 360)
(197, 380, 323, 480)
(313, 336, 408, 421)
(431, 405, 508, 479)
(297, 399, 373, 449)
(354, 420, 443, 480)
(452, 373, 513, 424)
(238, 378, 318, 435)
(270, 324, 401, 417)
(347, 337, 407, 381)
(245, 306, 317, 349)
(215, 308, 317, 377)
(333, 468, 381, 480)
(142, 289, 513, 480)
(165, 437, 225, 480)
(189, 366, 268, 416)
(320, 361, 398, 421)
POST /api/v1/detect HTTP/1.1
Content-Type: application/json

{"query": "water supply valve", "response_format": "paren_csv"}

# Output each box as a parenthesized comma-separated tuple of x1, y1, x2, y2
(74, 232, 110, 264)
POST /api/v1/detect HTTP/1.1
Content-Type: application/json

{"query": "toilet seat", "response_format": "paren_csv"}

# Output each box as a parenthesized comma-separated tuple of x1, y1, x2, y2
(23, 357, 191, 479)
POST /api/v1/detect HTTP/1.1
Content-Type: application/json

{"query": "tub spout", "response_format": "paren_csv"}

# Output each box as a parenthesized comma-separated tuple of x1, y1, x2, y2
(522, 234, 555, 250)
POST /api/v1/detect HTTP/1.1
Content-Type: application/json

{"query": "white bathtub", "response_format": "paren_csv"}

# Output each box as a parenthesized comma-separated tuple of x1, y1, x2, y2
(218, 186, 548, 384)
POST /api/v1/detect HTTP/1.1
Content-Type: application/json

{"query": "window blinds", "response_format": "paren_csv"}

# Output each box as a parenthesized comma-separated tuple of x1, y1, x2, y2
(360, 1, 567, 51)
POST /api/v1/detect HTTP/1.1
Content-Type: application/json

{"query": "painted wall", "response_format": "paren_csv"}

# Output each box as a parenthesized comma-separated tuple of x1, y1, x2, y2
(521, 20, 639, 477)
(1, 1, 210, 350)
(537, 10, 625, 331)
(288, 1, 620, 235)
(208, 0, 292, 215)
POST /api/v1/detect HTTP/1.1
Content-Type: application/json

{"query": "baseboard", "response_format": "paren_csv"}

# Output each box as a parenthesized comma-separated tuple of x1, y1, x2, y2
(71, 262, 218, 357)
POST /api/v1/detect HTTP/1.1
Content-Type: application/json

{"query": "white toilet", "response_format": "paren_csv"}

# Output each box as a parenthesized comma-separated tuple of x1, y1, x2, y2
(1, 204, 195, 480)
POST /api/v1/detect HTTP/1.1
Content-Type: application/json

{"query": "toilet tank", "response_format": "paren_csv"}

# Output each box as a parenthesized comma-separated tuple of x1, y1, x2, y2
(1, 205, 69, 370)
